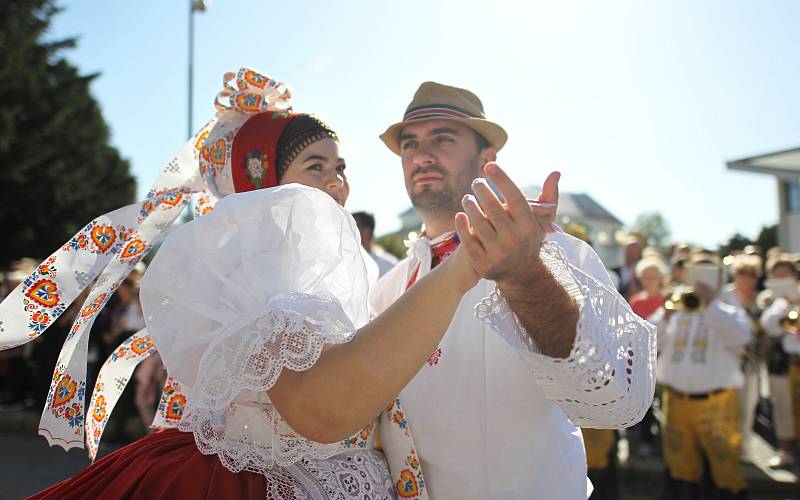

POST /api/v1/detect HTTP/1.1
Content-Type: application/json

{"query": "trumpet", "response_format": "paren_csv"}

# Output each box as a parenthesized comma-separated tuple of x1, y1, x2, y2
(780, 306, 800, 336)
(664, 288, 703, 313)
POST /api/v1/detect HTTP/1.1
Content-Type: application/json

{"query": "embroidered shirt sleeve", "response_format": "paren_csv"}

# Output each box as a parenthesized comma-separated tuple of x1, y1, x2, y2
(475, 238, 657, 428)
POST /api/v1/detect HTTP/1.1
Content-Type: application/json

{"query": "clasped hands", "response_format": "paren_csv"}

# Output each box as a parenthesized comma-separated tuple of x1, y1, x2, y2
(453, 162, 560, 289)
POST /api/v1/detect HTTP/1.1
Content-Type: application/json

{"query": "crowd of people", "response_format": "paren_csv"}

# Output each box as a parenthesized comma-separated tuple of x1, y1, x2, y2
(568, 229, 800, 499)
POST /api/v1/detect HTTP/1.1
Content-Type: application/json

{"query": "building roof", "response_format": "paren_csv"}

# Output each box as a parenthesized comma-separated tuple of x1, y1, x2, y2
(727, 146, 800, 179)
(397, 186, 623, 229)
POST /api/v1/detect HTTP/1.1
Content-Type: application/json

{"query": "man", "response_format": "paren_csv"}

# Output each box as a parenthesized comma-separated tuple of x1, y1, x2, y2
(371, 82, 656, 499)
(353, 211, 399, 277)
(760, 254, 800, 468)
(654, 252, 751, 498)
(612, 236, 643, 299)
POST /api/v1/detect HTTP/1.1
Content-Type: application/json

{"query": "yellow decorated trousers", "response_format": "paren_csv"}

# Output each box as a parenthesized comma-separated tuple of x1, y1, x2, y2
(661, 387, 747, 493)
(582, 428, 616, 470)
(791, 360, 800, 439)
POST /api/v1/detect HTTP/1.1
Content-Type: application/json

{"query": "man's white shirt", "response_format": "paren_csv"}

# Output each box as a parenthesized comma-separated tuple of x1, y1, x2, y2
(370, 231, 656, 500)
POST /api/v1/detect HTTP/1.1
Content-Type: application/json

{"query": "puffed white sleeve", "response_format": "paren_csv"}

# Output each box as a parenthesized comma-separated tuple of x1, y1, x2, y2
(761, 297, 789, 338)
(474, 232, 657, 429)
(140, 184, 370, 473)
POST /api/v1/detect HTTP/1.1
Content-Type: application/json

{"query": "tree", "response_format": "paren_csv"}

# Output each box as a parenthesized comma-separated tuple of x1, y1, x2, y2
(0, 0, 135, 267)
(755, 224, 778, 252)
(632, 212, 671, 249)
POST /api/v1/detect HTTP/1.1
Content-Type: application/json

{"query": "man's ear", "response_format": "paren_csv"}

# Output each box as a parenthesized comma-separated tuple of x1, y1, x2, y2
(481, 147, 497, 165)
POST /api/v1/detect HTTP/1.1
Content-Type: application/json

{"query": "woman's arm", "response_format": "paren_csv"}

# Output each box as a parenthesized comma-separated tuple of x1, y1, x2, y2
(267, 244, 478, 444)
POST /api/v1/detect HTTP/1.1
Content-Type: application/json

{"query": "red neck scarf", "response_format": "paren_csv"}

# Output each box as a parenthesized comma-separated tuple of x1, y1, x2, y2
(406, 231, 461, 290)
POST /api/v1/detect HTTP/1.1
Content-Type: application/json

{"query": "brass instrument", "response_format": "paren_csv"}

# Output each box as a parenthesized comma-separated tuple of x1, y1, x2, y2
(780, 306, 800, 336)
(664, 288, 703, 312)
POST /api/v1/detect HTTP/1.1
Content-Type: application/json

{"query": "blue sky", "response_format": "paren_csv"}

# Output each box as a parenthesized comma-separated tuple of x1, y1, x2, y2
(47, 0, 799, 248)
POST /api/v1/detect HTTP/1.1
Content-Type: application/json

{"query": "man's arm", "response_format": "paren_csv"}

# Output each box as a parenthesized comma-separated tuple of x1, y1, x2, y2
(457, 162, 576, 358)
(495, 259, 579, 358)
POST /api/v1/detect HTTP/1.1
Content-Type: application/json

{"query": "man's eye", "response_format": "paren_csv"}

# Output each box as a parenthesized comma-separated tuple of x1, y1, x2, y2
(435, 136, 453, 144)
(400, 140, 418, 150)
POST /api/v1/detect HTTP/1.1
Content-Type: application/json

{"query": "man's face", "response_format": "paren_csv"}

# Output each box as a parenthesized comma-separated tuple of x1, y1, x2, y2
(398, 120, 492, 219)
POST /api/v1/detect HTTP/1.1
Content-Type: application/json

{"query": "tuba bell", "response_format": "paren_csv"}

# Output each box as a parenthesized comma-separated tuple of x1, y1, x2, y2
(664, 288, 703, 313)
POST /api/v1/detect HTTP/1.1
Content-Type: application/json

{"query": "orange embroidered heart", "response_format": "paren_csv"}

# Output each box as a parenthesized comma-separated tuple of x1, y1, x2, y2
(396, 469, 419, 498)
(243, 70, 268, 88)
(166, 394, 187, 421)
(235, 93, 262, 112)
(120, 239, 146, 261)
(25, 279, 60, 308)
(81, 293, 107, 318)
(160, 192, 183, 207)
(92, 395, 106, 422)
(52, 375, 77, 407)
(131, 336, 154, 355)
(207, 139, 226, 165)
(90, 225, 117, 253)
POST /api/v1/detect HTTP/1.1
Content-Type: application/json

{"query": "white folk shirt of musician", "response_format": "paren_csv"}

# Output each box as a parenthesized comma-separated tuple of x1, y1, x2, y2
(655, 300, 752, 394)
(370, 231, 657, 500)
(761, 297, 800, 355)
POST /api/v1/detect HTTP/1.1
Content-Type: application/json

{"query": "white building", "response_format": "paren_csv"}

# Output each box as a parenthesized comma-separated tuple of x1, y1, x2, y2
(727, 146, 800, 251)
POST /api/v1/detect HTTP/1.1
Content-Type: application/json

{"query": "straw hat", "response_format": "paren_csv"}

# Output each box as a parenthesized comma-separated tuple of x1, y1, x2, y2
(380, 81, 507, 155)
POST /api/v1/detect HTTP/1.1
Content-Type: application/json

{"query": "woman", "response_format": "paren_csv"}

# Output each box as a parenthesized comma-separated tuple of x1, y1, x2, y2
(628, 255, 668, 321)
(720, 253, 765, 463)
(19, 68, 481, 499)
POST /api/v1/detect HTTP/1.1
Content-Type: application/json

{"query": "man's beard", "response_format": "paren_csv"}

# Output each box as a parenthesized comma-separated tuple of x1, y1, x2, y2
(408, 159, 481, 219)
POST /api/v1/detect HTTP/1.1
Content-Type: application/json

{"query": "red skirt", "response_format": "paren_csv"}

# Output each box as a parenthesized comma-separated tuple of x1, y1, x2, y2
(30, 428, 265, 499)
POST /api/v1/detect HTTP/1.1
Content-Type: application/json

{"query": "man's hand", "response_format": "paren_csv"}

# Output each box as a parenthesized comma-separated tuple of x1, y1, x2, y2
(454, 162, 560, 285)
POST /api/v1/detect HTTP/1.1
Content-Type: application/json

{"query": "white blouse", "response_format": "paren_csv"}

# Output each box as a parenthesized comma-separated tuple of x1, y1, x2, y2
(140, 185, 394, 499)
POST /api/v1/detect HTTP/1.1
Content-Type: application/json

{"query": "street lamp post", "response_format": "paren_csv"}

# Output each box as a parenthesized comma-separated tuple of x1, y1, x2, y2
(188, 0, 208, 139)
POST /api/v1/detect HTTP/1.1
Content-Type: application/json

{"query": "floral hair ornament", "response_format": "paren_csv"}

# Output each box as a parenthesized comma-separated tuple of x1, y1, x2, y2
(0, 68, 293, 459)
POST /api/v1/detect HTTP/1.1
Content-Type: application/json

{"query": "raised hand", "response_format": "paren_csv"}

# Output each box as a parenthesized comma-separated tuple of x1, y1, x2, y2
(453, 162, 560, 285)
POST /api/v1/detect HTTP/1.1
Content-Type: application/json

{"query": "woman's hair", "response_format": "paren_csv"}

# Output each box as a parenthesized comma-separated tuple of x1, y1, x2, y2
(730, 254, 762, 278)
(766, 253, 797, 278)
(275, 115, 338, 181)
(635, 256, 668, 279)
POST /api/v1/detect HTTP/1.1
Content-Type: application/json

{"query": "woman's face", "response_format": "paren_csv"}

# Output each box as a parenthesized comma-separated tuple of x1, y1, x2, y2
(279, 138, 349, 206)
(639, 267, 663, 295)
(732, 267, 758, 293)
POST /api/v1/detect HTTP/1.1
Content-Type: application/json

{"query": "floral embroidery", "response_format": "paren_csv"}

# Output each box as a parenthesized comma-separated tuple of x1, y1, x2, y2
(46, 365, 86, 437)
(137, 187, 191, 223)
(21, 256, 65, 337)
(119, 238, 147, 263)
(241, 69, 268, 89)
(90, 225, 117, 253)
(396, 448, 425, 498)
(244, 149, 268, 188)
(80, 293, 107, 318)
(342, 420, 374, 449)
(157, 377, 187, 423)
(427, 347, 442, 366)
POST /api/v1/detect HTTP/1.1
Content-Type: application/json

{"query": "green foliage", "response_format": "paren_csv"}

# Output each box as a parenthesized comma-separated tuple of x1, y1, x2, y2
(632, 212, 671, 249)
(0, 0, 135, 267)
(374, 233, 407, 260)
(718, 224, 779, 256)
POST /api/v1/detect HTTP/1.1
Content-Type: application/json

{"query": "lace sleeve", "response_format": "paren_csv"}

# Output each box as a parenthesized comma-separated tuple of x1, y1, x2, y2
(178, 291, 357, 474)
(475, 240, 657, 428)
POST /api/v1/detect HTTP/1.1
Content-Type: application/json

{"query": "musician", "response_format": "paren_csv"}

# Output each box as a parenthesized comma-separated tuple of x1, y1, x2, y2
(653, 251, 751, 498)
(759, 254, 800, 468)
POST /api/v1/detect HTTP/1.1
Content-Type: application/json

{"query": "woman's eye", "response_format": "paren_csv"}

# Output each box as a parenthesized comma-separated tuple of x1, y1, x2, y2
(307, 164, 323, 172)
(336, 164, 347, 174)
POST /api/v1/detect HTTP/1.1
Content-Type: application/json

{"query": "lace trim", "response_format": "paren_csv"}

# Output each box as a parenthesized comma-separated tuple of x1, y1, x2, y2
(178, 291, 361, 473)
(475, 241, 657, 428)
